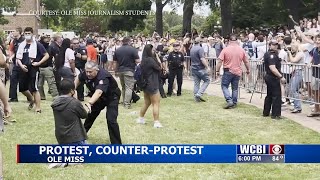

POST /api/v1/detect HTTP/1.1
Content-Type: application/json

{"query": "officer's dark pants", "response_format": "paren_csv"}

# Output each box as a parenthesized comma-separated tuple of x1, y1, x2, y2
(84, 96, 122, 144)
(168, 68, 183, 95)
(53, 69, 61, 94)
(9, 67, 19, 100)
(159, 78, 166, 97)
(263, 74, 282, 117)
(76, 68, 85, 100)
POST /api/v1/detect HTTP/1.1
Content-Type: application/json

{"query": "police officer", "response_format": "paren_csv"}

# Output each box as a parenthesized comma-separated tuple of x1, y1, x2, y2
(72, 38, 87, 101)
(75, 61, 122, 144)
(263, 40, 286, 119)
(167, 42, 185, 96)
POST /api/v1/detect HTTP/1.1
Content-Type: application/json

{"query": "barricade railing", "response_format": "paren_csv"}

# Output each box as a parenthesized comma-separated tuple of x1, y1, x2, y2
(183, 56, 319, 105)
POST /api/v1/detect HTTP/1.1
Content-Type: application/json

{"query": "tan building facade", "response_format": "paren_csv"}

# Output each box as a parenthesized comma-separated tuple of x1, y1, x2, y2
(1, 0, 41, 35)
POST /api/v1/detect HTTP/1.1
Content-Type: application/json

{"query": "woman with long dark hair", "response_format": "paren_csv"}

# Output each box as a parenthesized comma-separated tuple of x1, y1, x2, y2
(57, 38, 76, 82)
(136, 44, 163, 128)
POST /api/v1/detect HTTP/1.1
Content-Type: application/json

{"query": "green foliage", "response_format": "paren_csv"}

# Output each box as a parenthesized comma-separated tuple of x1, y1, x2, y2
(169, 24, 183, 35)
(0, 0, 20, 25)
(106, 0, 152, 32)
(201, 10, 220, 35)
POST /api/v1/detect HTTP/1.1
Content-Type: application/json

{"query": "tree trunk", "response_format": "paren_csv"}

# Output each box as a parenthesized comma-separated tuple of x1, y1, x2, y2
(284, 0, 300, 28)
(182, 0, 194, 36)
(220, 0, 232, 37)
(156, 0, 164, 37)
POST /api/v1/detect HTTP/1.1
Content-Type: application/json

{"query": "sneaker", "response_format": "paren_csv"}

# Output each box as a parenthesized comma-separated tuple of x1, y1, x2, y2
(194, 96, 201, 102)
(224, 103, 235, 109)
(198, 97, 206, 102)
(136, 118, 146, 124)
(153, 121, 163, 128)
(48, 163, 68, 169)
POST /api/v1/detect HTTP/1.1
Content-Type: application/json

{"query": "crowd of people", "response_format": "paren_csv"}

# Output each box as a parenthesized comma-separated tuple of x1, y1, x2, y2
(2, 14, 320, 169)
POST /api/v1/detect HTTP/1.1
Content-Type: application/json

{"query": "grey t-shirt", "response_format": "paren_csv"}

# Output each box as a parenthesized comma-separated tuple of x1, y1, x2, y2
(190, 44, 205, 70)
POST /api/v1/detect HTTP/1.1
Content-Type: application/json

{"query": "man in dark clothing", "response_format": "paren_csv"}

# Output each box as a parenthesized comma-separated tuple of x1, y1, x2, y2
(114, 37, 140, 109)
(263, 40, 286, 119)
(50, 33, 62, 93)
(75, 61, 122, 144)
(72, 38, 87, 101)
(50, 79, 89, 169)
(8, 27, 24, 102)
(38, 35, 58, 100)
(167, 42, 185, 96)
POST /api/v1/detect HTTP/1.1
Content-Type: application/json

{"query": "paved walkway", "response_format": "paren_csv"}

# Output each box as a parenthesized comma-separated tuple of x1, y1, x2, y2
(181, 79, 320, 133)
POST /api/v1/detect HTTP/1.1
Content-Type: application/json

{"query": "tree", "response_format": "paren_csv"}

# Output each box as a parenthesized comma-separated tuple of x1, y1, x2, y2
(0, 0, 20, 25)
(220, 0, 231, 36)
(155, 0, 170, 37)
(182, 0, 195, 35)
(106, 0, 152, 32)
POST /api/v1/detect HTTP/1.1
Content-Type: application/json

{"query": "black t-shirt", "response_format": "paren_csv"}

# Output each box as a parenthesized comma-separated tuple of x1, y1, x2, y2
(264, 51, 281, 78)
(12, 36, 25, 65)
(114, 45, 139, 72)
(78, 68, 120, 100)
(74, 47, 87, 69)
(49, 42, 60, 69)
(39, 42, 52, 68)
(21, 42, 47, 66)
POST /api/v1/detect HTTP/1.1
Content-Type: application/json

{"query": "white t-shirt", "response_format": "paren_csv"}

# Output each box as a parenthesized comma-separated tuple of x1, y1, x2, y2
(301, 43, 314, 64)
(279, 49, 291, 74)
(256, 44, 268, 60)
(64, 48, 75, 68)
(202, 43, 209, 56)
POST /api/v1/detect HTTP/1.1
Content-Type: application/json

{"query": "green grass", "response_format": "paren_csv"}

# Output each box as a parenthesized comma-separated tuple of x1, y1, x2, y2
(1, 91, 320, 180)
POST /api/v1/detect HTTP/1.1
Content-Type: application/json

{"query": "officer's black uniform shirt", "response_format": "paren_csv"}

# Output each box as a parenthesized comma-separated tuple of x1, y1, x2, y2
(264, 50, 281, 78)
(167, 51, 185, 69)
(78, 68, 120, 100)
(74, 47, 87, 69)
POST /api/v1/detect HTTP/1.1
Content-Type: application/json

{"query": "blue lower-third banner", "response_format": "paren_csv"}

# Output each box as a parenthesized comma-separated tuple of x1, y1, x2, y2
(16, 144, 320, 163)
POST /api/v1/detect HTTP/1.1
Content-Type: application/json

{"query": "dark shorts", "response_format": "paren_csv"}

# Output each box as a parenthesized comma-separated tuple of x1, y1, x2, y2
(19, 65, 39, 93)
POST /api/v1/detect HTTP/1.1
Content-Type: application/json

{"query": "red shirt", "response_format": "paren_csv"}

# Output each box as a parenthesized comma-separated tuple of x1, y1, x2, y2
(218, 42, 248, 76)
(86, 45, 97, 62)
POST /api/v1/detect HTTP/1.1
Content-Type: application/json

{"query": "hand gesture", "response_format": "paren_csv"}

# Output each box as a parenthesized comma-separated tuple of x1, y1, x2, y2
(21, 65, 28, 72)
(280, 77, 286, 84)
(32, 62, 41, 67)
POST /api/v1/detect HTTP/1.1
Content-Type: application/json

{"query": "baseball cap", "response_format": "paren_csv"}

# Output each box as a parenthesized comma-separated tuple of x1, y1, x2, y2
(86, 38, 93, 44)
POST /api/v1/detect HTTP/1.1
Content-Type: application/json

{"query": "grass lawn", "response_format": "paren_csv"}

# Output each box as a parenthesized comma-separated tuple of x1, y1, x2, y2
(1, 90, 320, 180)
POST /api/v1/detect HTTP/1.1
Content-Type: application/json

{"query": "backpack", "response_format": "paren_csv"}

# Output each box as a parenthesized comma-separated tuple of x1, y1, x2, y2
(134, 64, 147, 89)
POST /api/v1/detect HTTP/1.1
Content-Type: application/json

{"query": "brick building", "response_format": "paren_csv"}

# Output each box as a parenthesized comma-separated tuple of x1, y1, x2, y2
(0, 0, 41, 35)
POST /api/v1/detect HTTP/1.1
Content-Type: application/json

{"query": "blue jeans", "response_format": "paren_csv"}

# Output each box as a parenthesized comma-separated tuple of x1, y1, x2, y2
(192, 69, 210, 97)
(290, 70, 303, 110)
(221, 71, 240, 104)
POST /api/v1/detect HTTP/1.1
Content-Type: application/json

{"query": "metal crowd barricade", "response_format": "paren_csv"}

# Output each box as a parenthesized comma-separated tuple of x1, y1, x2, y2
(183, 56, 320, 105)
